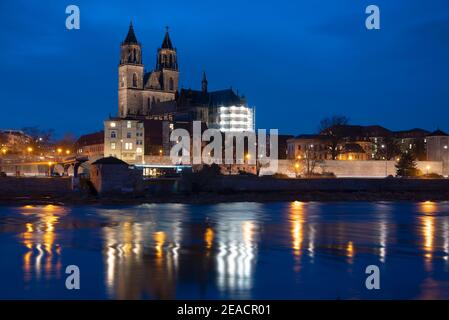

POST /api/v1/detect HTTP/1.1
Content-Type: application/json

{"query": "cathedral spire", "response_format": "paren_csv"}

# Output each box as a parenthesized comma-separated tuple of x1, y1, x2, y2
(123, 21, 139, 45)
(202, 71, 208, 93)
(120, 21, 142, 65)
(161, 26, 174, 49)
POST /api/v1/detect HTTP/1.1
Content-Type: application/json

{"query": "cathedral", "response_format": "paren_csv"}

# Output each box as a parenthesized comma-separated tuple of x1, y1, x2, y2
(105, 23, 255, 163)
(118, 23, 179, 117)
(116, 23, 254, 132)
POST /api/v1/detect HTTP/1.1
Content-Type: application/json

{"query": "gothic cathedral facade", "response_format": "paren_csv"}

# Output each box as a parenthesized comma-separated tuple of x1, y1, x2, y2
(118, 23, 179, 117)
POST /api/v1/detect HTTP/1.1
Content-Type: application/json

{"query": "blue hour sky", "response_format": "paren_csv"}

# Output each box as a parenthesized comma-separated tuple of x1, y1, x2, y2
(0, 0, 448, 138)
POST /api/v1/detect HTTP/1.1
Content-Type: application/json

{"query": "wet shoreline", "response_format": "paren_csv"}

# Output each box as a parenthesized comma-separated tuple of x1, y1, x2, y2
(1, 190, 448, 206)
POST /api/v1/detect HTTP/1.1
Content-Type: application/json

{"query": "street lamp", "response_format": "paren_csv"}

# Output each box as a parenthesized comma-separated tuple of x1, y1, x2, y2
(48, 161, 53, 176)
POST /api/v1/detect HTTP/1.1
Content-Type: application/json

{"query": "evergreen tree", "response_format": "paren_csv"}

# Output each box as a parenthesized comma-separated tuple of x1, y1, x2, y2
(396, 152, 419, 177)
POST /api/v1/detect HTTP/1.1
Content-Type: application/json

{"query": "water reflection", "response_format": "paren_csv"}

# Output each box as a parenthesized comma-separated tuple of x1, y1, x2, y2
(19, 205, 66, 282)
(101, 204, 185, 299)
(3, 201, 449, 299)
(211, 203, 262, 298)
(418, 202, 436, 269)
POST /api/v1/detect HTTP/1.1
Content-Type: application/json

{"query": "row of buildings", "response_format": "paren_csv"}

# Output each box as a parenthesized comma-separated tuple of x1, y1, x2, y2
(286, 126, 449, 163)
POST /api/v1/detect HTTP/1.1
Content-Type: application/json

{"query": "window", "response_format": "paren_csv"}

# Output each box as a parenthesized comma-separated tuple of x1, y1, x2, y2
(111, 131, 116, 138)
(110, 122, 116, 128)
(127, 121, 132, 128)
(110, 142, 116, 150)
(136, 147, 143, 154)
(127, 132, 131, 139)
(132, 73, 138, 87)
(125, 142, 133, 150)
(169, 77, 174, 91)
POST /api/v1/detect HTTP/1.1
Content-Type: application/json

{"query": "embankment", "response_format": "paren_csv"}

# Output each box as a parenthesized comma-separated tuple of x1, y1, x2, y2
(1, 176, 449, 205)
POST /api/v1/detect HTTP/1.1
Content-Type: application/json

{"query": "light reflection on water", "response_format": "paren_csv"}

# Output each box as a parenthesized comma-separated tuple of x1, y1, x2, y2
(19, 205, 66, 283)
(1, 201, 449, 299)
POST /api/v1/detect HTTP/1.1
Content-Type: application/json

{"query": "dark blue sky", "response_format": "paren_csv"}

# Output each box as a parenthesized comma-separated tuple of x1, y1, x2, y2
(1, 0, 448, 138)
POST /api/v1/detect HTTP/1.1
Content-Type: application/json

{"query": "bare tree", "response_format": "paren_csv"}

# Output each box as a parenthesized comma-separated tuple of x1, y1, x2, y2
(318, 115, 349, 134)
(22, 126, 54, 143)
(301, 146, 324, 177)
(318, 115, 350, 160)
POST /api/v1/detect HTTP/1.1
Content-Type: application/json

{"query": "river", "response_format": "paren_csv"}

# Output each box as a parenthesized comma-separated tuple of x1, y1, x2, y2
(0, 201, 448, 299)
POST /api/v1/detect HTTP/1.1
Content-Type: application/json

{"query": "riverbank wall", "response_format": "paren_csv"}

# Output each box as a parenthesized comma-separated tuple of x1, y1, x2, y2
(1, 176, 449, 204)
(260, 160, 445, 177)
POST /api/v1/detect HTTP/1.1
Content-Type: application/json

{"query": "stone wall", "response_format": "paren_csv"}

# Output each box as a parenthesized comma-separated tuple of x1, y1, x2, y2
(0, 177, 71, 198)
(90, 164, 143, 194)
(217, 176, 449, 193)
(260, 160, 445, 178)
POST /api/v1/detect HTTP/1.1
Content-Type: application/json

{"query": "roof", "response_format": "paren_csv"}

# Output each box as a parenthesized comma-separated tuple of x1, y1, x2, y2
(321, 125, 391, 138)
(76, 131, 104, 147)
(161, 30, 173, 49)
(393, 128, 430, 138)
(178, 88, 246, 108)
(342, 143, 365, 154)
(122, 22, 139, 45)
(92, 157, 128, 165)
(293, 134, 324, 140)
(428, 129, 449, 137)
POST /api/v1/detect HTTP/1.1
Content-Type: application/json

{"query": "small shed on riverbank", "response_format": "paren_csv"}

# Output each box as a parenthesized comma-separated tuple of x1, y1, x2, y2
(90, 157, 143, 195)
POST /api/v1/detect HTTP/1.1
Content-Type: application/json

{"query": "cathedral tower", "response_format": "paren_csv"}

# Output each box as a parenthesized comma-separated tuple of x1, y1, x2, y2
(202, 71, 208, 93)
(118, 22, 144, 117)
(156, 27, 179, 93)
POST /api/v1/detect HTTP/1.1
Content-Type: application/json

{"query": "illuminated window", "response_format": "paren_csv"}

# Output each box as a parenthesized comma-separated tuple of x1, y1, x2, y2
(136, 147, 142, 153)
(110, 122, 116, 128)
(110, 142, 116, 150)
(125, 143, 133, 150)
(127, 121, 132, 128)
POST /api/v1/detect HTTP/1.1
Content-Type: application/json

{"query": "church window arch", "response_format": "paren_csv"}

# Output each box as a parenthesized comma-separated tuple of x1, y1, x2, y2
(132, 73, 138, 87)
